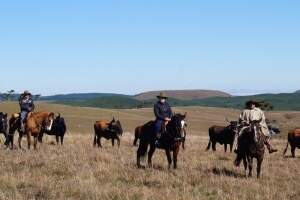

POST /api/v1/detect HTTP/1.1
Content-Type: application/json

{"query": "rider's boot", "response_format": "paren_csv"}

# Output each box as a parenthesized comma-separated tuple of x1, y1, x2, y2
(266, 139, 278, 154)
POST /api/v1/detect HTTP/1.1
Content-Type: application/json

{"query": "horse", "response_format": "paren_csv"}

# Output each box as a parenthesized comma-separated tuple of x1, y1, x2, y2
(136, 113, 187, 169)
(93, 118, 123, 148)
(234, 121, 265, 178)
(8, 112, 55, 150)
(134, 124, 187, 149)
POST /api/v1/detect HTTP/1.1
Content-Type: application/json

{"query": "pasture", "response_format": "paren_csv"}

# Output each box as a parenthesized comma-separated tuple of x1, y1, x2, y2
(0, 102, 299, 200)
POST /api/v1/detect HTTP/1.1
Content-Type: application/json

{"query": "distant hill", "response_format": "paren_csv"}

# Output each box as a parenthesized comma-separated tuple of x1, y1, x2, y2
(295, 90, 300, 93)
(134, 90, 231, 100)
(53, 92, 300, 111)
(40, 93, 130, 101)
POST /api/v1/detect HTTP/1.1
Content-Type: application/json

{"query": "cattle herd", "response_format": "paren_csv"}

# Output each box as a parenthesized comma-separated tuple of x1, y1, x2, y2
(0, 110, 299, 179)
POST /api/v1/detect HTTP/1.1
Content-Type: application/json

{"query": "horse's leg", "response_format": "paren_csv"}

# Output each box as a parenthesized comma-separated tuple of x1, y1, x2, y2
(18, 132, 23, 149)
(61, 135, 64, 145)
(243, 158, 248, 177)
(148, 143, 155, 168)
(230, 142, 234, 153)
(27, 132, 31, 150)
(165, 149, 172, 169)
(93, 135, 97, 147)
(56, 135, 59, 145)
(212, 141, 217, 151)
(137, 140, 148, 169)
(224, 144, 228, 153)
(173, 145, 180, 169)
(248, 157, 253, 177)
(182, 139, 185, 150)
(257, 157, 263, 179)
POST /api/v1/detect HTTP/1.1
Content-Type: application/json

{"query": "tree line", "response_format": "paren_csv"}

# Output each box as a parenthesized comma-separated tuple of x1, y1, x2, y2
(0, 90, 41, 101)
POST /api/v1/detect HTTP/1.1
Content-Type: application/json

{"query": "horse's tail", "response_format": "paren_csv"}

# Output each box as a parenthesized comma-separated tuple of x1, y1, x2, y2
(283, 134, 290, 156)
(206, 128, 213, 151)
(137, 139, 148, 158)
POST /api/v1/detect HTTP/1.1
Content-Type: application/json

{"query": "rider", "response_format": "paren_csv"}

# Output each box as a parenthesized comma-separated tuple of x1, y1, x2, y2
(234, 101, 252, 153)
(154, 92, 173, 147)
(19, 90, 35, 132)
(236, 100, 277, 154)
(250, 100, 278, 154)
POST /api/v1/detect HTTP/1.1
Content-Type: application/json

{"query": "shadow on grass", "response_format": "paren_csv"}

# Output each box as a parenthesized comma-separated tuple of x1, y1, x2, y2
(211, 167, 245, 178)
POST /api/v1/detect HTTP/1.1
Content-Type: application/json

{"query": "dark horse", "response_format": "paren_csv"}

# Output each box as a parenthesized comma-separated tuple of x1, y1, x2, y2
(137, 113, 187, 169)
(234, 121, 265, 178)
(134, 124, 187, 150)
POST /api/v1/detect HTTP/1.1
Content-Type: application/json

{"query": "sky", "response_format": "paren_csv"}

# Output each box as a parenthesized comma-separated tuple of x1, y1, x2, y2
(0, 0, 299, 96)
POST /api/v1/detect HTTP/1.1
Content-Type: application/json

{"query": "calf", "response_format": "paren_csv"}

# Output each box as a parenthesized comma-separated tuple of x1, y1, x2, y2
(207, 121, 238, 153)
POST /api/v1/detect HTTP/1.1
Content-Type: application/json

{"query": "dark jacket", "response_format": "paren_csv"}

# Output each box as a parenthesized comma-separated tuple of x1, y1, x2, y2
(154, 101, 173, 121)
(19, 94, 35, 112)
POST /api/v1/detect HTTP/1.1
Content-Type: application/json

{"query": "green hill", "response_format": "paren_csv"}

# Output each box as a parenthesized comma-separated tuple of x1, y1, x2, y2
(54, 93, 300, 111)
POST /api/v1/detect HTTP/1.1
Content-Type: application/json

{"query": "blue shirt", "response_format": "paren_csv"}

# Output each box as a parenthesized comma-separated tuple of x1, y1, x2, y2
(154, 101, 173, 121)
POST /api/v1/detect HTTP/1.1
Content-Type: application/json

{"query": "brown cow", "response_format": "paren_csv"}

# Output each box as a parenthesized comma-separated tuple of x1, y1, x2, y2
(284, 129, 300, 158)
(20, 112, 55, 150)
(93, 118, 123, 148)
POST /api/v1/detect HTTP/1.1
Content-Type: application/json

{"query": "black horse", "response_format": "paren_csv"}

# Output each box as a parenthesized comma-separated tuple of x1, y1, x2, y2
(0, 112, 8, 143)
(234, 121, 265, 178)
(137, 113, 187, 169)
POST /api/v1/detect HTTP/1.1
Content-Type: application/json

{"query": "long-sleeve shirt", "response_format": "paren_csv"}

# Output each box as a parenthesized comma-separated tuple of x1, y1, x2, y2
(154, 101, 173, 121)
(19, 94, 35, 112)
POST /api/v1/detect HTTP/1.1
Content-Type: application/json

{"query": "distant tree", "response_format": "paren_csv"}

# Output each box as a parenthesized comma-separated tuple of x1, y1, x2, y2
(34, 94, 41, 101)
(258, 101, 274, 111)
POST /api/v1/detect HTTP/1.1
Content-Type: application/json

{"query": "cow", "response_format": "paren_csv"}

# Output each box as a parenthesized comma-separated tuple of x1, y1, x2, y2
(284, 128, 300, 158)
(93, 118, 123, 148)
(38, 114, 67, 145)
(0, 112, 8, 143)
(206, 121, 239, 153)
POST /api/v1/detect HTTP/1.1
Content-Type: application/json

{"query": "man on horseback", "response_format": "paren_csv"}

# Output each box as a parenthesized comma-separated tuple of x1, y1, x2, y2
(235, 100, 277, 154)
(19, 90, 35, 133)
(154, 92, 173, 147)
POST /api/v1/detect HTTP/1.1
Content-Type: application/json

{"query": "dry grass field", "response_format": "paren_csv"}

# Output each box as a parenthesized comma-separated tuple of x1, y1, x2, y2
(0, 102, 299, 200)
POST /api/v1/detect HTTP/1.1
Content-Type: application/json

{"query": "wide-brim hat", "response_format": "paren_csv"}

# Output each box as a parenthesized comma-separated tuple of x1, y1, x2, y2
(23, 90, 30, 95)
(245, 100, 260, 108)
(157, 92, 168, 99)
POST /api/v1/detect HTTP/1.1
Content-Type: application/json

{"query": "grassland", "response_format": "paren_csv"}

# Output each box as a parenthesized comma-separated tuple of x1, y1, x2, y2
(0, 102, 299, 200)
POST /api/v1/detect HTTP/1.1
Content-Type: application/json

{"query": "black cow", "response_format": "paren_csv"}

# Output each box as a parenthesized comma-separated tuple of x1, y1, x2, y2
(0, 112, 8, 142)
(206, 121, 238, 153)
(38, 114, 67, 145)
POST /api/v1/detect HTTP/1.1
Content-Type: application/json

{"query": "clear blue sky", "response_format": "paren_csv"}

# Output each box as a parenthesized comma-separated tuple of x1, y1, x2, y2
(0, 0, 299, 95)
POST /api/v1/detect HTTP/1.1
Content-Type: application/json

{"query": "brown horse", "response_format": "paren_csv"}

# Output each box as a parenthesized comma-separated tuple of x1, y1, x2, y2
(234, 121, 265, 178)
(19, 112, 55, 150)
(137, 113, 187, 169)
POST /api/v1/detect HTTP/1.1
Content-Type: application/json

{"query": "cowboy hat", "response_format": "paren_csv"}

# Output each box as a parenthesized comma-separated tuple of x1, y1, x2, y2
(245, 100, 260, 108)
(157, 92, 168, 99)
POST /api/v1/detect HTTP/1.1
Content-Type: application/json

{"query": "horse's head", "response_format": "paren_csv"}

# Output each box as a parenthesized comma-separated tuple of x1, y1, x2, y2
(169, 112, 187, 140)
(0, 112, 8, 134)
(45, 112, 55, 131)
(109, 117, 123, 136)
